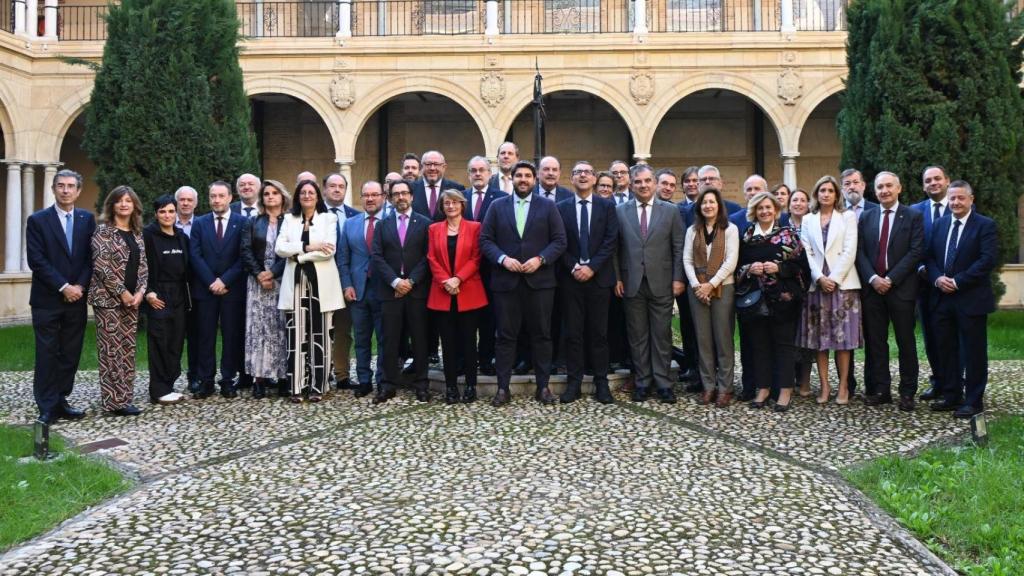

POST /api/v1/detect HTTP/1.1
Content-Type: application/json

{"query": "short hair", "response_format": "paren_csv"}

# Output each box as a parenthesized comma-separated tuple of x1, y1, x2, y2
(467, 155, 490, 170)
(53, 169, 83, 191)
(947, 180, 973, 196)
(840, 168, 863, 181)
(152, 194, 177, 212)
(439, 188, 467, 206)
(497, 141, 519, 155)
(572, 160, 594, 172)
(609, 160, 629, 171)
(873, 171, 901, 188)
(236, 173, 259, 187)
(290, 179, 328, 217)
(323, 172, 348, 189)
(693, 188, 729, 231)
(922, 165, 947, 179)
(402, 152, 420, 165)
(259, 179, 292, 213)
(389, 179, 413, 197)
(174, 186, 197, 201)
(629, 164, 653, 181)
(746, 191, 782, 223)
(101, 185, 143, 234)
(512, 160, 537, 177)
(770, 183, 790, 197)
(655, 168, 677, 181)
(698, 165, 720, 178)
(421, 150, 444, 164)
(595, 171, 614, 186)
(810, 175, 844, 213)
(209, 180, 232, 195)
(682, 166, 700, 181)
(361, 180, 383, 194)
(539, 155, 560, 168)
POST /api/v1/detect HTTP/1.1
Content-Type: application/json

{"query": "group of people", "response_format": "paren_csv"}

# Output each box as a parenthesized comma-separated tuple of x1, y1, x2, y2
(26, 147, 997, 423)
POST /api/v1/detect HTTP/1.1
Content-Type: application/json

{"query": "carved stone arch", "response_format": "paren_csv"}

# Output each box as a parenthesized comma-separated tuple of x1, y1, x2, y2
(38, 84, 93, 161)
(0, 78, 21, 159)
(790, 73, 847, 152)
(245, 76, 345, 162)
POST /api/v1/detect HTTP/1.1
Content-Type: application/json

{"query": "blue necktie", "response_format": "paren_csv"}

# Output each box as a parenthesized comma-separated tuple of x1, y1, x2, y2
(579, 199, 590, 262)
(932, 202, 941, 224)
(64, 213, 73, 252)
(944, 220, 961, 274)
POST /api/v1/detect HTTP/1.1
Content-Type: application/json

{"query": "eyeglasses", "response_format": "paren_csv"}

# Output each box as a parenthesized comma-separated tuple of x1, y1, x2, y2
(423, 162, 445, 168)
(572, 169, 594, 176)
(391, 190, 412, 197)
(611, 170, 628, 176)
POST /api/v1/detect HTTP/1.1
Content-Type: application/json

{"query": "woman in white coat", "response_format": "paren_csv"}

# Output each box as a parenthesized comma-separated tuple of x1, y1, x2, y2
(797, 175, 862, 405)
(276, 179, 345, 402)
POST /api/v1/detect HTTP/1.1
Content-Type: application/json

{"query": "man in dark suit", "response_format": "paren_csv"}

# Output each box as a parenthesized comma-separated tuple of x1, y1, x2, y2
(615, 164, 686, 404)
(189, 181, 247, 399)
(229, 173, 260, 218)
(465, 156, 506, 375)
(657, 168, 698, 386)
(609, 160, 632, 206)
(533, 155, 571, 371)
(488, 141, 519, 195)
(480, 160, 567, 406)
(411, 150, 465, 222)
(557, 161, 618, 404)
(26, 169, 95, 425)
(536, 156, 573, 203)
(855, 171, 925, 411)
(912, 165, 950, 400)
(840, 167, 878, 396)
(925, 181, 997, 418)
(371, 179, 432, 403)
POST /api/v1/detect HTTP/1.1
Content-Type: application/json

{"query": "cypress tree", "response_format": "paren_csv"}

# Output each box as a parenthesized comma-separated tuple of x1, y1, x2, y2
(838, 0, 1024, 274)
(81, 0, 258, 215)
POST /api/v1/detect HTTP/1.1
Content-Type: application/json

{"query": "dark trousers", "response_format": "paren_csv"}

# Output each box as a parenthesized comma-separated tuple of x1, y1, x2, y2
(31, 303, 87, 416)
(862, 288, 919, 399)
(607, 290, 629, 365)
(147, 305, 187, 399)
(932, 298, 988, 409)
(381, 296, 428, 390)
(563, 280, 610, 387)
(194, 297, 245, 387)
(494, 283, 554, 390)
(918, 291, 939, 385)
(675, 292, 699, 373)
(436, 308, 479, 388)
(737, 318, 756, 397)
(185, 305, 200, 384)
(350, 286, 384, 387)
(742, 314, 798, 390)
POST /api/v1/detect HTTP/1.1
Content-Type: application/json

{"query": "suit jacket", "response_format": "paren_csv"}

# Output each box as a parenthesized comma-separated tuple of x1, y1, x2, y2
(337, 212, 380, 302)
(464, 186, 506, 223)
(926, 212, 997, 315)
(426, 219, 487, 311)
(240, 213, 286, 280)
(189, 211, 247, 301)
(26, 206, 96, 308)
(911, 197, 947, 248)
(371, 210, 432, 300)
(801, 210, 861, 291)
(412, 178, 466, 221)
(480, 193, 567, 292)
(230, 201, 260, 218)
(616, 199, 685, 298)
(275, 212, 344, 312)
(535, 184, 573, 204)
(679, 198, 743, 229)
(556, 195, 619, 288)
(88, 225, 149, 309)
(855, 203, 924, 301)
(847, 199, 880, 222)
(488, 172, 515, 195)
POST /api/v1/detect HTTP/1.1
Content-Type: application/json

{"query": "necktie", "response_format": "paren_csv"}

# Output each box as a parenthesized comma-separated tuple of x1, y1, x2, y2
(474, 190, 484, 220)
(945, 219, 961, 274)
(365, 215, 375, 251)
(64, 212, 73, 252)
(639, 203, 648, 239)
(515, 198, 527, 236)
(544, 190, 554, 201)
(932, 202, 942, 223)
(428, 185, 438, 215)
(579, 200, 590, 262)
(854, 204, 862, 220)
(503, 175, 512, 194)
(331, 207, 340, 216)
(398, 214, 408, 247)
(615, 193, 625, 206)
(216, 216, 224, 242)
(874, 209, 892, 276)
(244, 206, 253, 218)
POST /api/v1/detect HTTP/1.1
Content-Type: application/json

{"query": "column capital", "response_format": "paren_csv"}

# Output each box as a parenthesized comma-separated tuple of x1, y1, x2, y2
(3, 159, 23, 167)
(781, 151, 800, 160)
(632, 153, 651, 164)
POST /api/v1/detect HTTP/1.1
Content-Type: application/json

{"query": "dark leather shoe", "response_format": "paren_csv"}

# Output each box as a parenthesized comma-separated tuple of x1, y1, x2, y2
(336, 378, 354, 391)
(277, 379, 291, 398)
(919, 386, 938, 401)
(898, 396, 915, 412)
(37, 412, 56, 425)
(864, 394, 893, 406)
(684, 382, 703, 394)
(354, 383, 373, 398)
(444, 386, 460, 405)
(415, 388, 431, 403)
(678, 368, 699, 383)
(513, 360, 530, 375)
(252, 379, 267, 399)
(535, 387, 557, 405)
(656, 388, 677, 404)
(716, 391, 734, 408)
(930, 399, 960, 412)
(112, 404, 142, 417)
(773, 401, 791, 413)
(491, 388, 511, 407)
(59, 402, 86, 420)
(631, 387, 649, 403)
(559, 384, 582, 404)
(220, 386, 238, 399)
(194, 382, 216, 399)
(593, 381, 614, 404)
(953, 404, 983, 419)
(187, 380, 200, 394)
(373, 386, 396, 405)
(462, 385, 477, 403)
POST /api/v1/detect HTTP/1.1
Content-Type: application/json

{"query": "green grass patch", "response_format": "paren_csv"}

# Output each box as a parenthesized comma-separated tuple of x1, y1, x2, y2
(0, 425, 129, 551)
(846, 416, 1024, 576)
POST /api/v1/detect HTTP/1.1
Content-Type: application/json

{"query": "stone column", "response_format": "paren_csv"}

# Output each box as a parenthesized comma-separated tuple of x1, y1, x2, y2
(4, 162, 22, 273)
(337, 160, 354, 207)
(26, 0, 38, 38)
(633, 0, 648, 35)
(782, 153, 799, 190)
(485, 0, 499, 37)
(13, 0, 26, 36)
(42, 163, 60, 208)
(21, 165, 35, 270)
(43, 0, 58, 39)
(781, 0, 795, 33)
(337, 0, 352, 38)
(632, 152, 651, 165)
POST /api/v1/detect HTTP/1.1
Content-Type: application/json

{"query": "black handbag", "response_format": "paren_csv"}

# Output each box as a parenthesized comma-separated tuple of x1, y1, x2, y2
(735, 279, 770, 320)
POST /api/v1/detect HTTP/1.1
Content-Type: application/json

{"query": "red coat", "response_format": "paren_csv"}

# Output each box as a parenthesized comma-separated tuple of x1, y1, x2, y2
(427, 219, 487, 312)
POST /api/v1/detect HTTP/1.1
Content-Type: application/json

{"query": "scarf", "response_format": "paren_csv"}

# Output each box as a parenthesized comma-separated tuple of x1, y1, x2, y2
(693, 224, 725, 298)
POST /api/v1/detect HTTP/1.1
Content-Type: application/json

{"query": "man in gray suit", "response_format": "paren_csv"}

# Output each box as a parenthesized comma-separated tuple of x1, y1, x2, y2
(615, 164, 686, 403)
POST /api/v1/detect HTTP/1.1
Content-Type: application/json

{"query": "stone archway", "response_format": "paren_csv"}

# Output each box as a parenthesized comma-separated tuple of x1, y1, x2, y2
(795, 92, 843, 190)
(249, 92, 338, 189)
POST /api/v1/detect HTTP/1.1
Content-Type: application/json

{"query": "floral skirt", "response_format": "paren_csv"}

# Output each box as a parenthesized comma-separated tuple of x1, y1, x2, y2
(796, 288, 863, 351)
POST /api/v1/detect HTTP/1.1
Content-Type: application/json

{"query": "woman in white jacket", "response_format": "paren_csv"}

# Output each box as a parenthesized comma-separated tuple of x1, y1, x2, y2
(797, 175, 862, 405)
(276, 179, 345, 402)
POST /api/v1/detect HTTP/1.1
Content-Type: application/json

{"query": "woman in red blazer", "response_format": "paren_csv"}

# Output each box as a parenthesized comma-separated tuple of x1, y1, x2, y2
(428, 189, 488, 404)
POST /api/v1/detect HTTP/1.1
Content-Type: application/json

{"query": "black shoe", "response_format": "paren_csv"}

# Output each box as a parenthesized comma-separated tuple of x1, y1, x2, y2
(277, 379, 291, 398)
(194, 382, 216, 399)
(58, 402, 86, 420)
(373, 386, 396, 405)
(479, 362, 496, 376)
(560, 384, 582, 404)
(864, 394, 893, 406)
(930, 399, 960, 412)
(656, 388, 677, 404)
(535, 387, 557, 405)
(237, 374, 253, 389)
(513, 360, 530, 375)
(462, 385, 477, 403)
(252, 379, 267, 399)
(335, 378, 354, 391)
(220, 386, 238, 399)
(953, 404, 983, 419)
(684, 382, 703, 394)
(593, 381, 614, 404)
(631, 387, 649, 403)
(919, 386, 938, 401)
(773, 401, 791, 413)
(187, 380, 200, 394)
(444, 385, 460, 405)
(678, 368, 699, 383)
(898, 396, 916, 412)
(111, 404, 142, 417)
(415, 388, 431, 403)
(354, 383, 373, 398)
(491, 388, 511, 407)
(37, 412, 56, 425)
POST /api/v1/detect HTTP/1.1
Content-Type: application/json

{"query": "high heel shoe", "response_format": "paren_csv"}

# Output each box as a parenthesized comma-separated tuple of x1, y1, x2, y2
(835, 391, 850, 405)
(774, 400, 792, 412)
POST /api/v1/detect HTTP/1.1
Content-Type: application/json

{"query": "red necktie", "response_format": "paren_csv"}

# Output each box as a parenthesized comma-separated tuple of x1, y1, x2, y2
(874, 209, 892, 276)
(640, 203, 648, 239)
(216, 216, 224, 242)
(428, 185, 438, 215)
(474, 190, 484, 220)
(365, 215, 375, 251)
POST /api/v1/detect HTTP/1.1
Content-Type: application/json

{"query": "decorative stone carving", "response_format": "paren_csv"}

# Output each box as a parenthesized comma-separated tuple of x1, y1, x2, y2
(782, 51, 797, 64)
(330, 75, 356, 110)
(480, 71, 505, 108)
(630, 72, 654, 106)
(486, 55, 500, 68)
(777, 68, 803, 106)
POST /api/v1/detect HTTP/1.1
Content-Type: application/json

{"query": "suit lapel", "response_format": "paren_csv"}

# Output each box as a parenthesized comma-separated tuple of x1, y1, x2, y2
(503, 197, 521, 240)
(888, 206, 906, 257)
(623, 201, 641, 241)
(47, 207, 72, 257)
(643, 202, 661, 245)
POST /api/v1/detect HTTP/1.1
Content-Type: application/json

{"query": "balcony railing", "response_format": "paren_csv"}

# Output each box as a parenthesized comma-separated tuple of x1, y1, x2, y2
(44, 0, 846, 42)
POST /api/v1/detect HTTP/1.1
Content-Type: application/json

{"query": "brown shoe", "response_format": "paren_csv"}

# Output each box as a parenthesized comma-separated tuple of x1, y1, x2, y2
(715, 391, 733, 408)
(698, 390, 716, 405)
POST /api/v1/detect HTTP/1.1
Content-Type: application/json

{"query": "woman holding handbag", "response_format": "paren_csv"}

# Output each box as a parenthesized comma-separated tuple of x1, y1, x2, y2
(682, 188, 739, 407)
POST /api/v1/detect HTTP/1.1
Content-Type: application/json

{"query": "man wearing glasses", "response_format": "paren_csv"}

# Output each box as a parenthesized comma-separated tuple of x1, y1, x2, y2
(609, 160, 632, 206)
(411, 150, 465, 222)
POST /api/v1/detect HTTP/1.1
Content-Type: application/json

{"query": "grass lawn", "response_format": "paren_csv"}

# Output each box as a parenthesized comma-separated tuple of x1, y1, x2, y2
(846, 416, 1024, 576)
(0, 425, 129, 551)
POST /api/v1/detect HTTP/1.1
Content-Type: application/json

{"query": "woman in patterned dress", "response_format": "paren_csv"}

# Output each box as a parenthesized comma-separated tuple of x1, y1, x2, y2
(89, 186, 148, 416)
(241, 179, 290, 399)
(276, 179, 344, 403)
(797, 175, 862, 405)
(787, 188, 816, 397)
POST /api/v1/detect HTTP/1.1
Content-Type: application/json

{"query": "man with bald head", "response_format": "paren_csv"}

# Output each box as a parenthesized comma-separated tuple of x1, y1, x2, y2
(411, 150, 465, 222)
(230, 173, 260, 219)
(296, 171, 317, 185)
(536, 156, 572, 203)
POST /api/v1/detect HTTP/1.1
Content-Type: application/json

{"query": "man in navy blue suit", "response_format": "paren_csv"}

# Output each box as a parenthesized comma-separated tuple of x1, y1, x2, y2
(26, 169, 95, 424)
(189, 181, 247, 399)
(411, 150, 465, 222)
(535, 156, 573, 203)
(480, 160, 567, 406)
(912, 165, 951, 400)
(557, 161, 618, 404)
(925, 181, 997, 418)
(465, 156, 506, 375)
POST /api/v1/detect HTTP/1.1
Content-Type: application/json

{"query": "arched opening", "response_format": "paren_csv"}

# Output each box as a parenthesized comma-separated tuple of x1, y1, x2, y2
(353, 92, 486, 201)
(796, 93, 843, 190)
(650, 89, 783, 205)
(249, 93, 336, 189)
(58, 111, 101, 212)
(505, 90, 633, 182)
(0, 106, 8, 263)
